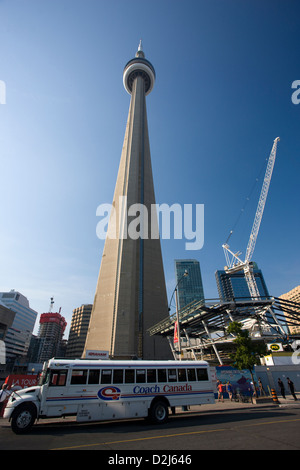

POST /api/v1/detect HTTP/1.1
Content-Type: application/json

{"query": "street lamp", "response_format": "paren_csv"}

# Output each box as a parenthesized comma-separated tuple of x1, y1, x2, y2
(172, 270, 188, 360)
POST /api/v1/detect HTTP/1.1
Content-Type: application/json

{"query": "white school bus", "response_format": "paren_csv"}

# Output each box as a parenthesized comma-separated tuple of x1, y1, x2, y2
(3, 358, 215, 434)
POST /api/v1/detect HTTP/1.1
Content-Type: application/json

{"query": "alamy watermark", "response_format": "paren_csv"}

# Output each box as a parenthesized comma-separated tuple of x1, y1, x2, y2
(0, 80, 6, 104)
(96, 197, 204, 251)
(291, 80, 300, 105)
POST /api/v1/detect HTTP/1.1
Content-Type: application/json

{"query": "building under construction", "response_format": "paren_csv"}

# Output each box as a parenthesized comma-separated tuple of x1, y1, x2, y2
(38, 311, 67, 362)
(148, 295, 300, 365)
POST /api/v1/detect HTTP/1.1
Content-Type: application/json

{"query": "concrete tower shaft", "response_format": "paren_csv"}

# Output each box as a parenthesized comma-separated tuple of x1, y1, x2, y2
(83, 44, 170, 360)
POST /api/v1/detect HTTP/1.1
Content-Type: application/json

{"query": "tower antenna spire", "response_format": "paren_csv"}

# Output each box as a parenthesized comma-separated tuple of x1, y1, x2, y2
(136, 39, 145, 58)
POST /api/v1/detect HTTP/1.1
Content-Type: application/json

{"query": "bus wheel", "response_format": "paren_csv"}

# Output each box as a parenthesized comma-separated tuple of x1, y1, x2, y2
(11, 404, 36, 434)
(149, 400, 169, 424)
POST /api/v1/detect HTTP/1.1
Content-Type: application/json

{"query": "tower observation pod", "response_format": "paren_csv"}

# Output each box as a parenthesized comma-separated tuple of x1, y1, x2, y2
(83, 42, 171, 360)
(123, 40, 155, 96)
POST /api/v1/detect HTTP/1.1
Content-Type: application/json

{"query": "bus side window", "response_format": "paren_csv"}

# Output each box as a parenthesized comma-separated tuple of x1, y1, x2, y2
(157, 369, 167, 382)
(168, 369, 177, 382)
(71, 370, 88, 385)
(88, 369, 100, 384)
(49, 370, 67, 386)
(125, 369, 135, 384)
(147, 369, 157, 383)
(113, 369, 124, 384)
(178, 369, 187, 382)
(136, 369, 146, 383)
(101, 370, 112, 384)
(58, 372, 67, 386)
(187, 368, 196, 381)
(196, 368, 208, 381)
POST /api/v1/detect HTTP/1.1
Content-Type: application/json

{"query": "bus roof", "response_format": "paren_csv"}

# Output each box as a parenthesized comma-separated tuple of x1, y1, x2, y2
(46, 359, 209, 369)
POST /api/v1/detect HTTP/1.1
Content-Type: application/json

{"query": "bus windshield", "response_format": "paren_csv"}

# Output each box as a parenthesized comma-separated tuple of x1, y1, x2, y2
(38, 368, 50, 386)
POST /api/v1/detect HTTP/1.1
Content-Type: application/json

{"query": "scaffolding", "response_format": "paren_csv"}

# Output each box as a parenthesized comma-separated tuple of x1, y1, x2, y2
(148, 296, 299, 364)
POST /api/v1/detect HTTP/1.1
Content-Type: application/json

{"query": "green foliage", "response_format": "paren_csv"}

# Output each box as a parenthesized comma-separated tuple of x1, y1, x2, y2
(227, 321, 267, 373)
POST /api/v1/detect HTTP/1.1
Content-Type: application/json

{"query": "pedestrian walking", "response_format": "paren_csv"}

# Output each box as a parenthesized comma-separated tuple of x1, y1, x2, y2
(218, 381, 224, 402)
(0, 383, 10, 415)
(0, 383, 9, 402)
(287, 377, 297, 400)
(226, 381, 233, 401)
(278, 378, 286, 399)
(258, 377, 266, 397)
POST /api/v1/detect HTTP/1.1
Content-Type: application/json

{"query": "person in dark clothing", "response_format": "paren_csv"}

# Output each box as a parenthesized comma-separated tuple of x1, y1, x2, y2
(278, 378, 286, 399)
(287, 377, 297, 400)
(258, 377, 266, 396)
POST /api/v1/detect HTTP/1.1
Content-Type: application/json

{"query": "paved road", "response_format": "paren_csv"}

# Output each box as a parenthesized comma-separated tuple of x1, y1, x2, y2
(1, 400, 300, 452)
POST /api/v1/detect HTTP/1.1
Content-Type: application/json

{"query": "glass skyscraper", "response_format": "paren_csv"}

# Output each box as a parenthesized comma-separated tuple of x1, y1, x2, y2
(175, 260, 205, 310)
(215, 262, 270, 301)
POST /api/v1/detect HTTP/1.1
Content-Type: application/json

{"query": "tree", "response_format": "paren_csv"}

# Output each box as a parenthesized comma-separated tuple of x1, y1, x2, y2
(227, 321, 267, 397)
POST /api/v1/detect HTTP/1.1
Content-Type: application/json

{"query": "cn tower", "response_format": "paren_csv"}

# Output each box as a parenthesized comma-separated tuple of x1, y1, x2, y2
(83, 42, 171, 360)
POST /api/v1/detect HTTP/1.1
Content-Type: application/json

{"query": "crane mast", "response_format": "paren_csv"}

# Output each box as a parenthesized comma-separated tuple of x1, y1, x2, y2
(222, 137, 280, 300)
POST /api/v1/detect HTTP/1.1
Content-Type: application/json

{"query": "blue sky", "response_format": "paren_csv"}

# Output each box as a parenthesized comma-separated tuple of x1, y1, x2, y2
(0, 0, 299, 337)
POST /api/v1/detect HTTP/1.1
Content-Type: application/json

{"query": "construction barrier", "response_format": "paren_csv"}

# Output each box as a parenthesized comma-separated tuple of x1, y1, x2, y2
(271, 388, 280, 404)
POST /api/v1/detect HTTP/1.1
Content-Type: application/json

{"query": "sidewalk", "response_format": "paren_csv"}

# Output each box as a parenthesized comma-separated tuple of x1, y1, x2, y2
(275, 391, 300, 409)
(175, 392, 300, 415)
(186, 392, 300, 411)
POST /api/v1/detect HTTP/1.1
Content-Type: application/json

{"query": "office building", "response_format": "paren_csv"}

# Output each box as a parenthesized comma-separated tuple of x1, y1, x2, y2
(0, 300, 15, 343)
(279, 285, 300, 335)
(0, 301, 16, 376)
(175, 260, 205, 310)
(215, 262, 270, 301)
(0, 290, 38, 360)
(66, 304, 92, 358)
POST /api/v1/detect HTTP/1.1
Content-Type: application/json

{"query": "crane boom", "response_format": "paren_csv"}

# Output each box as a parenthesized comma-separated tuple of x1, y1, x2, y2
(222, 137, 280, 300)
(223, 137, 280, 271)
(221, 137, 285, 335)
(245, 137, 280, 262)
